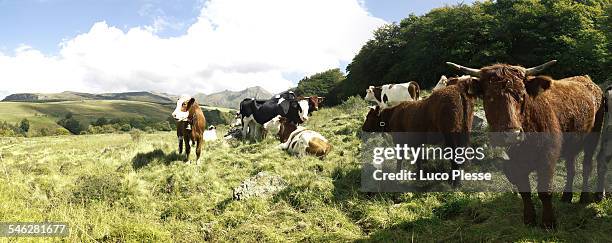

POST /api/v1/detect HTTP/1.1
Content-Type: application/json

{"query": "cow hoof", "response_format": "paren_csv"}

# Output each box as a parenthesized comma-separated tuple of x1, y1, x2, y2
(579, 192, 592, 204)
(560, 192, 573, 203)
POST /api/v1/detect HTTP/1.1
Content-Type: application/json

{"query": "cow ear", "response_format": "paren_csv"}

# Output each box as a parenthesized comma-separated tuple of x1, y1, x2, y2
(525, 76, 552, 96)
(466, 77, 482, 96)
(280, 100, 290, 114)
(186, 98, 195, 109)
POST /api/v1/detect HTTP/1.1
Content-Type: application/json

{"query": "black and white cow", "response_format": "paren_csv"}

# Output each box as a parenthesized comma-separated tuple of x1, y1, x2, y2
(239, 93, 309, 139)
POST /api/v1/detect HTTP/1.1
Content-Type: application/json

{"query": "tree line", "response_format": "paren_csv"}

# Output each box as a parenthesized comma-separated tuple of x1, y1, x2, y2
(294, 0, 610, 106)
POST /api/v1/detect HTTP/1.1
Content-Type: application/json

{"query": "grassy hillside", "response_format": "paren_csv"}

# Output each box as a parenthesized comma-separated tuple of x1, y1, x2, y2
(0, 100, 235, 136)
(0, 100, 174, 135)
(0, 97, 610, 242)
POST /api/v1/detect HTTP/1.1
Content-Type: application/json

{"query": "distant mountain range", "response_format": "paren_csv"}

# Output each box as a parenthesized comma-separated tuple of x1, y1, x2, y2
(1, 86, 274, 109)
(195, 86, 273, 110)
(2, 91, 178, 104)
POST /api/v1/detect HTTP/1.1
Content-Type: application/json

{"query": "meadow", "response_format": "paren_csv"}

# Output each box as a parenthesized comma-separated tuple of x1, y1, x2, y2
(0, 97, 611, 242)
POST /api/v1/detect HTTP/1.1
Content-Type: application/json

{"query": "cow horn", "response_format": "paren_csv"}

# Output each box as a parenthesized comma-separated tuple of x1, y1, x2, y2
(525, 60, 557, 76)
(446, 62, 480, 76)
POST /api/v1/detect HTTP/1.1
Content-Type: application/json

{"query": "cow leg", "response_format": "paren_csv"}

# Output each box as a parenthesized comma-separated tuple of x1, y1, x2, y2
(537, 165, 556, 229)
(184, 135, 191, 162)
(508, 167, 536, 226)
(195, 139, 202, 165)
(578, 130, 601, 203)
(178, 136, 184, 154)
(241, 117, 250, 140)
(445, 133, 462, 188)
(561, 154, 576, 203)
(595, 146, 611, 202)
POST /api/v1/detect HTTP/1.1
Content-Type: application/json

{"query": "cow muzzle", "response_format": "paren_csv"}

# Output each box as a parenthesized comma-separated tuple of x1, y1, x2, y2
(502, 128, 525, 144)
(172, 110, 189, 121)
(490, 128, 525, 145)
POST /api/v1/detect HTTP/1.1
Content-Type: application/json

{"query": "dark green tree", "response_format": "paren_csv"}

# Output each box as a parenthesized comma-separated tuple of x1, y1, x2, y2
(328, 0, 610, 105)
(294, 68, 345, 97)
(19, 118, 30, 133)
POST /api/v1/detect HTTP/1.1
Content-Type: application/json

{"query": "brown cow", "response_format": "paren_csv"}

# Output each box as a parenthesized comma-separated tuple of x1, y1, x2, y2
(447, 60, 605, 229)
(172, 95, 206, 164)
(362, 78, 476, 186)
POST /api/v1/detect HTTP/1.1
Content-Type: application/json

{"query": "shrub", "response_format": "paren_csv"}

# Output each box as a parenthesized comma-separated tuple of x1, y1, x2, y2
(19, 118, 30, 134)
(57, 113, 84, 135)
(120, 124, 132, 132)
(130, 129, 143, 142)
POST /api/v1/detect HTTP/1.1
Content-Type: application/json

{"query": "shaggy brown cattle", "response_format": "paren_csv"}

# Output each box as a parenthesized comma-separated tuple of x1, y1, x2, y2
(447, 60, 605, 229)
(277, 117, 332, 158)
(362, 78, 476, 186)
(172, 95, 206, 164)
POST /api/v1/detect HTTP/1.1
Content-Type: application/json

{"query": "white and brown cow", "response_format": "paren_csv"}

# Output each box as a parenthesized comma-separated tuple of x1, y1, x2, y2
(172, 95, 206, 164)
(277, 117, 332, 158)
(365, 81, 420, 110)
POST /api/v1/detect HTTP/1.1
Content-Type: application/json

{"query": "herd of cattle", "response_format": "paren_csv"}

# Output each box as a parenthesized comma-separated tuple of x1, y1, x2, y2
(171, 60, 611, 229)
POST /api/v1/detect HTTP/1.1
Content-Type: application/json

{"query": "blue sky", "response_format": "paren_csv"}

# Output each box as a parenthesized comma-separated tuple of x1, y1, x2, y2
(0, 0, 478, 96)
(0, 0, 476, 55)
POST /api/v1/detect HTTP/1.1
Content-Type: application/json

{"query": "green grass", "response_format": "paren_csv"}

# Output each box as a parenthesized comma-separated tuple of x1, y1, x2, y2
(0, 97, 611, 242)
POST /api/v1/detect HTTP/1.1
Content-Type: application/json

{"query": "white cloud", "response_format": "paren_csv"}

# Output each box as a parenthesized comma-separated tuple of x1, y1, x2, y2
(0, 0, 386, 97)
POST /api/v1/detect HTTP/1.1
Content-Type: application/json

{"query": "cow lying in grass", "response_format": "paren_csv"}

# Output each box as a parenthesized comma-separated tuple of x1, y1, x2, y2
(362, 77, 476, 186)
(277, 117, 332, 158)
(365, 81, 420, 109)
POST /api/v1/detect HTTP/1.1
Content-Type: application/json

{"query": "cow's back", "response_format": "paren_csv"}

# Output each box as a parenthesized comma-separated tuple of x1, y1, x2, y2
(540, 76, 602, 133)
(399, 84, 473, 133)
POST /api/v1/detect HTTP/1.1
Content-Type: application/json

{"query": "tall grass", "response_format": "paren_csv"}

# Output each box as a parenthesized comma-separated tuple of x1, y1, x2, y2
(0, 97, 611, 242)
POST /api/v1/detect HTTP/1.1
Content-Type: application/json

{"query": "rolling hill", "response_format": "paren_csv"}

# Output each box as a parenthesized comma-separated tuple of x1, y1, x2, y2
(197, 86, 273, 109)
(2, 91, 177, 104)
(0, 100, 235, 136)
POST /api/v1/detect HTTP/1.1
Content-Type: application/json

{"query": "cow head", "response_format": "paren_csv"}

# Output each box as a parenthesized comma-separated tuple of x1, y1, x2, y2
(447, 60, 556, 143)
(298, 96, 325, 113)
(365, 86, 382, 103)
(172, 95, 195, 121)
(279, 99, 310, 124)
(362, 106, 384, 132)
(278, 117, 298, 142)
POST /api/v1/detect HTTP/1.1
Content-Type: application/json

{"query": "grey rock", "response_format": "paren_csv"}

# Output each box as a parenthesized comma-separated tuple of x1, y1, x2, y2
(472, 109, 488, 131)
(232, 171, 288, 200)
